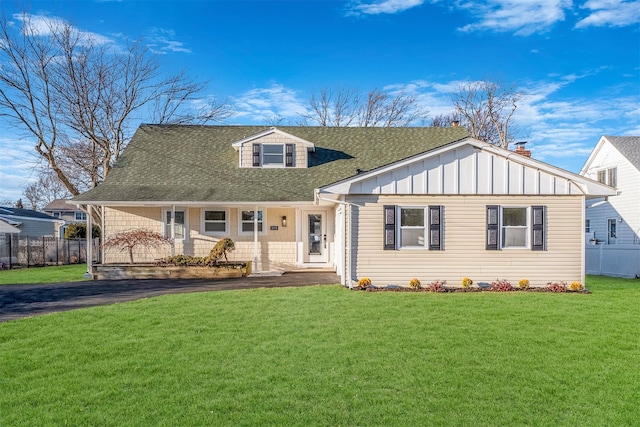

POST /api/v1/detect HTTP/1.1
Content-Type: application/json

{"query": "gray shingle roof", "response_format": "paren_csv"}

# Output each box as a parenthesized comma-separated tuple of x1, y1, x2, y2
(0, 207, 58, 220)
(73, 125, 468, 203)
(606, 136, 640, 171)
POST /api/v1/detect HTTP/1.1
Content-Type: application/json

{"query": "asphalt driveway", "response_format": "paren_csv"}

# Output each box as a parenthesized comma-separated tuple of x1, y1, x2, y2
(0, 271, 341, 322)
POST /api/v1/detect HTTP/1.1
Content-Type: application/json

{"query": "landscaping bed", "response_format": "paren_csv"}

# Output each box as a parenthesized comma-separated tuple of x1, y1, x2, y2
(93, 261, 251, 280)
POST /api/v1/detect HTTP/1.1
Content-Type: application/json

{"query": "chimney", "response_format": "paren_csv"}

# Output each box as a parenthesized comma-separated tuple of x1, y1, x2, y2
(514, 141, 531, 158)
(451, 120, 459, 127)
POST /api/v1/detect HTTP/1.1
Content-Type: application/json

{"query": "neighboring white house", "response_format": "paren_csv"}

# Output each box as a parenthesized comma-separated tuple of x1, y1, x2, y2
(43, 199, 88, 238)
(580, 135, 640, 277)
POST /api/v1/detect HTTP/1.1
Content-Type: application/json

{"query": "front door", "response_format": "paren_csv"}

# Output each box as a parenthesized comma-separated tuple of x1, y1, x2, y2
(305, 213, 327, 263)
(607, 219, 617, 244)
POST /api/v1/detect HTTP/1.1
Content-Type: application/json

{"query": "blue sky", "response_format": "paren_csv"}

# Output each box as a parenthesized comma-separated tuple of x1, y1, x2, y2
(1, 0, 639, 202)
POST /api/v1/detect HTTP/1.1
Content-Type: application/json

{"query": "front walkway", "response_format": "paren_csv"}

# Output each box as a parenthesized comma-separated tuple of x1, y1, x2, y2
(0, 272, 341, 322)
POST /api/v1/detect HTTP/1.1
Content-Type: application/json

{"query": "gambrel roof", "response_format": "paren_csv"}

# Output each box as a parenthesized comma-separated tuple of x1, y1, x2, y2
(73, 125, 468, 203)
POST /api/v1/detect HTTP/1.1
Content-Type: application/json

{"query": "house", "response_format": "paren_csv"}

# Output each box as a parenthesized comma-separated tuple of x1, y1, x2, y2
(72, 125, 615, 286)
(580, 135, 640, 277)
(0, 206, 63, 237)
(43, 199, 88, 237)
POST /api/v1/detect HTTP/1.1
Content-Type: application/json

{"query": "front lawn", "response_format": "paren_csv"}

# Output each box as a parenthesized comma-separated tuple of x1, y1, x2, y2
(0, 276, 638, 425)
(0, 264, 87, 285)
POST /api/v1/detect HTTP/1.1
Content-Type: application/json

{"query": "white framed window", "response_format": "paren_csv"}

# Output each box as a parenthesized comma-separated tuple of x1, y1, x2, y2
(596, 167, 617, 187)
(75, 212, 87, 221)
(52, 212, 61, 218)
(399, 207, 427, 249)
(164, 209, 187, 241)
(262, 144, 285, 167)
(585, 219, 591, 233)
(501, 207, 529, 249)
(239, 209, 265, 234)
(202, 209, 228, 234)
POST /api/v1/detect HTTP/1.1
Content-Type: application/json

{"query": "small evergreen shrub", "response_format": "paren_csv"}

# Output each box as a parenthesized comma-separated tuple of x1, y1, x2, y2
(409, 278, 421, 290)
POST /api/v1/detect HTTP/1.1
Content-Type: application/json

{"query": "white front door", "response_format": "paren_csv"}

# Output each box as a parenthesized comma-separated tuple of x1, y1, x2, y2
(305, 212, 327, 263)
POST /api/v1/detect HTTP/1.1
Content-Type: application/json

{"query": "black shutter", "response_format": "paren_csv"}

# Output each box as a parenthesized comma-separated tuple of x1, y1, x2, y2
(531, 205, 546, 251)
(252, 143, 261, 167)
(429, 205, 443, 250)
(383, 205, 396, 250)
(486, 205, 499, 250)
(285, 144, 295, 167)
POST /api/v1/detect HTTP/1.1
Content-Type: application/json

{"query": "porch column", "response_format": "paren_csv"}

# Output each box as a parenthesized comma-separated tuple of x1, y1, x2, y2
(170, 205, 176, 257)
(83, 205, 93, 279)
(253, 205, 259, 272)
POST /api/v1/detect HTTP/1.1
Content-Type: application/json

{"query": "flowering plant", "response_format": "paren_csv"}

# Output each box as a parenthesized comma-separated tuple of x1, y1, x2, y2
(461, 277, 473, 288)
(357, 277, 372, 288)
(569, 281, 584, 291)
(409, 278, 421, 290)
(518, 279, 530, 290)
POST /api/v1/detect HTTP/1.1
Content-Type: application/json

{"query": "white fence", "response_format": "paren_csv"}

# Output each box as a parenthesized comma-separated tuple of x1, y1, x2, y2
(585, 244, 640, 278)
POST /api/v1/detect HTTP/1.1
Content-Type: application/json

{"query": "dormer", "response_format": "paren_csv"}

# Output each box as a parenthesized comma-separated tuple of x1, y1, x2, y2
(232, 127, 315, 168)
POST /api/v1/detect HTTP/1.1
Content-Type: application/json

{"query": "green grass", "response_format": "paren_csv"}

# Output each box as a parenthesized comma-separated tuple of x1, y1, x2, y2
(1, 276, 639, 425)
(0, 264, 88, 285)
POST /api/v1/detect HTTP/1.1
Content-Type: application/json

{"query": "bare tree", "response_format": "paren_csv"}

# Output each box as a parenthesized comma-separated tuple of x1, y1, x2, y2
(301, 86, 428, 127)
(22, 169, 72, 211)
(449, 80, 523, 149)
(0, 12, 233, 198)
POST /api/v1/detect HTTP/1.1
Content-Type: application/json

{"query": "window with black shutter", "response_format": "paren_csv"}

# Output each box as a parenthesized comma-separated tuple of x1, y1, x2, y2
(252, 143, 261, 167)
(429, 205, 443, 250)
(531, 205, 546, 251)
(486, 205, 499, 250)
(383, 205, 396, 250)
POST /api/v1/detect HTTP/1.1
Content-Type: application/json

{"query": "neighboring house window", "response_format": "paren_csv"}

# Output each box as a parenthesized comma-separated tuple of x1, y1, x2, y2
(486, 205, 546, 251)
(75, 212, 87, 221)
(384, 205, 443, 250)
(203, 210, 227, 234)
(597, 167, 617, 187)
(607, 219, 617, 244)
(52, 212, 61, 218)
(165, 210, 186, 240)
(240, 210, 264, 234)
(585, 219, 591, 233)
(251, 143, 295, 167)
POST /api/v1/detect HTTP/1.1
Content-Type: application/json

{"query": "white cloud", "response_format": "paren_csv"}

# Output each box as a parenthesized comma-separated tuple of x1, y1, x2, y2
(232, 84, 309, 124)
(457, 0, 572, 35)
(13, 13, 114, 46)
(146, 28, 192, 55)
(576, 0, 640, 28)
(346, 0, 425, 15)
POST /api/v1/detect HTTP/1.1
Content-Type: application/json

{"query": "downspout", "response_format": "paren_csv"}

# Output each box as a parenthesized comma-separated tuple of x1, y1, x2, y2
(171, 205, 176, 257)
(254, 205, 259, 272)
(581, 196, 586, 286)
(101, 205, 105, 264)
(84, 205, 93, 279)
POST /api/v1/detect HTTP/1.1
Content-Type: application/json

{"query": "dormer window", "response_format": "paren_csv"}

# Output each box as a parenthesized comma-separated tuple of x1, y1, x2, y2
(252, 143, 295, 168)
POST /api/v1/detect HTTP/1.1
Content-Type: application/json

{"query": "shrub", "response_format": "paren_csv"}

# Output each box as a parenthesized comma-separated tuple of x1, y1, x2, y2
(518, 279, 530, 290)
(206, 237, 235, 264)
(64, 223, 101, 239)
(547, 282, 567, 293)
(103, 229, 171, 264)
(357, 277, 372, 289)
(569, 281, 584, 292)
(461, 277, 473, 288)
(426, 280, 447, 292)
(409, 278, 421, 290)
(490, 279, 513, 292)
